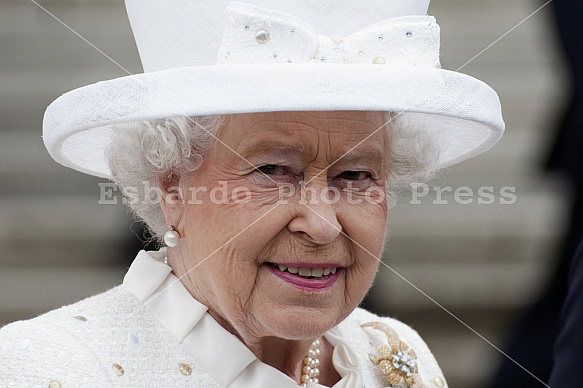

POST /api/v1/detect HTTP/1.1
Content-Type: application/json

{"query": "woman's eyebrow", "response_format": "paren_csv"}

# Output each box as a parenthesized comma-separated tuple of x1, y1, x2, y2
(331, 147, 385, 166)
(239, 141, 384, 168)
(239, 141, 306, 158)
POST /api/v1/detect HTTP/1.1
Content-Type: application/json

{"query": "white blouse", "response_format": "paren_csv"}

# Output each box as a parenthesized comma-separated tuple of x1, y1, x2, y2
(0, 250, 448, 388)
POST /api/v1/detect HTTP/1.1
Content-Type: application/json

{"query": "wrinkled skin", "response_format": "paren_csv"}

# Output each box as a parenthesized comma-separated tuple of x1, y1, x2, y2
(159, 111, 389, 385)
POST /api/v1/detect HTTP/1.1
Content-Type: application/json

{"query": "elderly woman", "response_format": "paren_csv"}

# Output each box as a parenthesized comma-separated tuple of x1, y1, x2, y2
(0, 0, 503, 387)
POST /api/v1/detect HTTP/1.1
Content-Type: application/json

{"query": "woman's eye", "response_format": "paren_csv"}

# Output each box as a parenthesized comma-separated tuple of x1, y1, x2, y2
(251, 164, 296, 186)
(256, 164, 284, 175)
(338, 171, 370, 180)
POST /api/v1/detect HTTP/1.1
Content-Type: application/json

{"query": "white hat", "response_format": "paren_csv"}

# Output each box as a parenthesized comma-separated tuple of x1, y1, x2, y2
(42, 0, 504, 179)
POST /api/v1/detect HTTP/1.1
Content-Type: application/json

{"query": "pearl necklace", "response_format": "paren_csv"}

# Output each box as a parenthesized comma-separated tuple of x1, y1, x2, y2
(300, 339, 321, 386)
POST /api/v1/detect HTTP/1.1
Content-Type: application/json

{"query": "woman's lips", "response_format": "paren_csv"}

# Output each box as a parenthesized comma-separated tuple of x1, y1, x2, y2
(267, 263, 342, 291)
(275, 262, 342, 269)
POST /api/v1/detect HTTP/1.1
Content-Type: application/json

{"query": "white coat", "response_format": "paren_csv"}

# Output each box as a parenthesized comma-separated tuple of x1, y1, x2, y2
(0, 250, 447, 388)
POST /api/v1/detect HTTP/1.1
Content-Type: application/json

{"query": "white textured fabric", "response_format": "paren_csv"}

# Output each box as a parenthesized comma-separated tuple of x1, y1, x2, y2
(216, 4, 440, 67)
(42, 0, 504, 179)
(0, 250, 447, 387)
(127, 0, 431, 72)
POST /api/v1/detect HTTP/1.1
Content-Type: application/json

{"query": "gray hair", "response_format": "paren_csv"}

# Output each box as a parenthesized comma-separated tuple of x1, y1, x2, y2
(107, 113, 440, 242)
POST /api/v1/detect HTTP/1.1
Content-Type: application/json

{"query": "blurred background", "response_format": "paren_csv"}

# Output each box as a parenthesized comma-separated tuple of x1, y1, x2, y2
(0, 0, 575, 387)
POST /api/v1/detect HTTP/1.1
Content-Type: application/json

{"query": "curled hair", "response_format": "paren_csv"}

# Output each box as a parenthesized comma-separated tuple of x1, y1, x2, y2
(108, 115, 226, 240)
(107, 113, 440, 242)
(385, 112, 441, 206)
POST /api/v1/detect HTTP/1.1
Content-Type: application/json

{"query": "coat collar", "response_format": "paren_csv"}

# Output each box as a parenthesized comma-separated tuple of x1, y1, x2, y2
(123, 250, 362, 388)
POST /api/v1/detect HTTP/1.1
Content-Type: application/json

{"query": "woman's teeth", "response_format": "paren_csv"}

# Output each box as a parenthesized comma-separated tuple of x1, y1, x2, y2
(275, 264, 337, 278)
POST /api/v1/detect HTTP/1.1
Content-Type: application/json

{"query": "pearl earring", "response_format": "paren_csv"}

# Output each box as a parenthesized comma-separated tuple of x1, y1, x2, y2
(164, 225, 181, 247)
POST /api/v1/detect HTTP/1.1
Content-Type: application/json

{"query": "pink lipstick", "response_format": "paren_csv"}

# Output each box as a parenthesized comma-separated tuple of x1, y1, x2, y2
(267, 264, 341, 291)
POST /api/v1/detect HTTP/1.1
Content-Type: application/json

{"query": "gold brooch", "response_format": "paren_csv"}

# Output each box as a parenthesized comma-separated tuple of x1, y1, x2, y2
(361, 322, 427, 388)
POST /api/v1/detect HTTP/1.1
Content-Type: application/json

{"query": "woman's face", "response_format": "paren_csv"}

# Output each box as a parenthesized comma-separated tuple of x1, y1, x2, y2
(172, 111, 388, 343)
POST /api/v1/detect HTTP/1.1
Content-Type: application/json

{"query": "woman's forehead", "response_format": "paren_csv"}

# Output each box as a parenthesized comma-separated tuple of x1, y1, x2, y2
(224, 111, 387, 142)
(220, 111, 388, 159)
(229, 110, 386, 126)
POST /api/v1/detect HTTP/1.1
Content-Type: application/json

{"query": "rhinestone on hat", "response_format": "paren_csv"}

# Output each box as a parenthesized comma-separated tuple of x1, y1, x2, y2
(127, 333, 139, 345)
(255, 29, 270, 44)
(179, 363, 193, 376)
(406, 31, 413, 37)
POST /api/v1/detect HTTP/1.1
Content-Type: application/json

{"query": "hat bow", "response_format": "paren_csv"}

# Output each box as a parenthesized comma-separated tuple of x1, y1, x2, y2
(217, 2, 441, 68)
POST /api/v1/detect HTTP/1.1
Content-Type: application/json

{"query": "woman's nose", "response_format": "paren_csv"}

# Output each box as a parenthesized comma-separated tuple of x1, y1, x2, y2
(286, 181, 342, 245)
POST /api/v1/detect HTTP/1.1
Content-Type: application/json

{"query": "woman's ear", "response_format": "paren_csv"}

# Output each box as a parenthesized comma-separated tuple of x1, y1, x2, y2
(156, 172, 185, 228)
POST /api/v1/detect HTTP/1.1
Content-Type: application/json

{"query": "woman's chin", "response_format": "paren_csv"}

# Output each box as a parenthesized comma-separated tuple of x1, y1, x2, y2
(250, 265, 348, 338)
(261, 314, 337, 340)
(251, 300, 345, 340)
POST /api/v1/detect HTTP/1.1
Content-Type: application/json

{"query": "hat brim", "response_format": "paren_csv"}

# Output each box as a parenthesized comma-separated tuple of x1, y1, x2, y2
(43, 63, 504, 179)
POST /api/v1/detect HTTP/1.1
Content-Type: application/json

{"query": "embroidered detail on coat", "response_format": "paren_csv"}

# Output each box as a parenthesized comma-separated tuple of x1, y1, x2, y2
(361, 322, 428, 388)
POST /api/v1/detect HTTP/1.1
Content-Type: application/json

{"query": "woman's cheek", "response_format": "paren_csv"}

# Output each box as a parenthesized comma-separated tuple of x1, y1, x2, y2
(199, 177, 287, 207)
(337, 202, 387, 260)
(339, 189, 388, 218)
